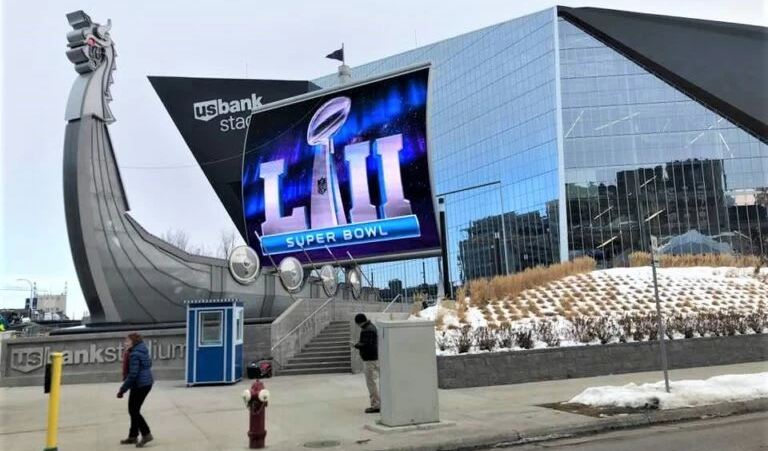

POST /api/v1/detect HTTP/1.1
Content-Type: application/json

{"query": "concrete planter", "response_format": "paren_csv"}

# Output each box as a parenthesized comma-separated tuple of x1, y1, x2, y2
(437, 334, 768, 389)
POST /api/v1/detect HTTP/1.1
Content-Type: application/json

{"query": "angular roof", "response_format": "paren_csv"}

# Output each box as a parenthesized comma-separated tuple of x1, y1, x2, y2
(558, 6, 768, 143)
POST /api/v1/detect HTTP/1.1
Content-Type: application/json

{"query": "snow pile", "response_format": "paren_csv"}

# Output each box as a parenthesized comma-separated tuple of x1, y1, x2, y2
(568, 372, 768, 410)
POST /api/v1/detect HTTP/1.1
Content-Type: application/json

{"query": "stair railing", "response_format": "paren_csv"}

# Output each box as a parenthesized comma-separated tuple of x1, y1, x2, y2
(270, 296, 335, 368)
(382, 294, 403, 313)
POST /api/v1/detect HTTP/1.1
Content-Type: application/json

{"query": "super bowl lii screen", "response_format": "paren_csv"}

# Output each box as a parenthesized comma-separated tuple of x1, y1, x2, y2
(241, 66, 440, 266)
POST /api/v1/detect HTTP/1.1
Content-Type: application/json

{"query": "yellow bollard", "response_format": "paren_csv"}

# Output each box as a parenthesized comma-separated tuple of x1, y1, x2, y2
(44, 353, 63, 451)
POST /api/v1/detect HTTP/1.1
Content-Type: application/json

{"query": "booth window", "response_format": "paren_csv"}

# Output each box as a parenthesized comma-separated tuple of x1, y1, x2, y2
(199, 311, 223, 346)
(236, 308, 244, 344)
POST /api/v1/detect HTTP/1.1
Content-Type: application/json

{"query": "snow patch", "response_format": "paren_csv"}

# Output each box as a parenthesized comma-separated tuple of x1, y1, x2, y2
(568, 372, 768, 410)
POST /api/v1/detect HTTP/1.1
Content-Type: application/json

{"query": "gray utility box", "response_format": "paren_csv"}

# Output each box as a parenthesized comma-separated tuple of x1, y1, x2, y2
(379, 320, 439, 427)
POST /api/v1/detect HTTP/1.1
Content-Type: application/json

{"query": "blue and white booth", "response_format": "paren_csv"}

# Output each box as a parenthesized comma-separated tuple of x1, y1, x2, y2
(185, 299, 244, 386)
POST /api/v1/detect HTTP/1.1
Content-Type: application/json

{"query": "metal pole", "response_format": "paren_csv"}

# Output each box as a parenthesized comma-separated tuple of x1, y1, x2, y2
(403, 265, 409, 308)
(17, 278, 33, 319)
(345, 251, 381, 302)
(438, 200, 451, 299)
(252, 230, 281, 271)
(44, 352, 63, 451)
(650, 236, 670, 393)
(498, 186, 510, 275)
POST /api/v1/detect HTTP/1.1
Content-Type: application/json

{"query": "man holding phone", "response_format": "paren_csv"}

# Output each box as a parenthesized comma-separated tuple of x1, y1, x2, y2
(352, 313, 380, 413)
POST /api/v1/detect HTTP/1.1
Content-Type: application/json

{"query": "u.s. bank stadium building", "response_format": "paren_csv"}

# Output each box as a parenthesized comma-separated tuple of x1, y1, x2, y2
(154, 6, 768, 301)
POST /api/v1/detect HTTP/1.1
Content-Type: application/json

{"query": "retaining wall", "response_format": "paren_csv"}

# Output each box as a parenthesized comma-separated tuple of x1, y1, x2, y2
(0, 324, 271, 387)
(437, 334, 768, 389)
(0, 297, 412, 385)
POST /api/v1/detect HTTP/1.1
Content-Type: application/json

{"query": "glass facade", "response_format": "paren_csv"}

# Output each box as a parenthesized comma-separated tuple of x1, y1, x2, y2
(558, 19, 768, 267)
(313, 9, 561, 298)
(309, 10, 768, 300)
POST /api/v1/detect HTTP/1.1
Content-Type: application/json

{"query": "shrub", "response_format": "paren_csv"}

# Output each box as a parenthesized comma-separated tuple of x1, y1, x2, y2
(672, 313, 696, 339)
(514, 327, 535, 349)
(497, 323, 515, 348)
(454, 326, 473, 354)
(629, 313, 658, 341)
(436, 332, 451, 352)
(646, 313, 660, 340)
(746, 307, 766, 333)
(694, 311, 711, 337)
(474, 327, 497, 352)
(535, 320, 560, 347)
(734, 311, 749, 335)
(595, 316, 618, 344)
(617, 315, 633, 343)
(570, 316, 597, 344)
(664, 316, 676, 340)
(630, 313, 647, 341)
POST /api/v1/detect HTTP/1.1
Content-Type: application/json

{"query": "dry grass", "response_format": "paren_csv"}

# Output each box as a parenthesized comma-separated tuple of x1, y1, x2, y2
(628, 252, 761, 268)
(456, 297, 470, 325)
(466, 258, 596, 307)
(435, 309, 446, 329)
(455, 286, 468, 302)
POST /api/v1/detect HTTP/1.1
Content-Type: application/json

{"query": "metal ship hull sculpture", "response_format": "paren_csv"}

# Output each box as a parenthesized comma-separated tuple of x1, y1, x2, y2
(61, 11, 335, 323)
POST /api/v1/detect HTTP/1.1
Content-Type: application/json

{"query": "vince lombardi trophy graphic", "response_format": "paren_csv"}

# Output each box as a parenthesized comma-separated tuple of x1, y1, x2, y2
(307, 97, 351, 229)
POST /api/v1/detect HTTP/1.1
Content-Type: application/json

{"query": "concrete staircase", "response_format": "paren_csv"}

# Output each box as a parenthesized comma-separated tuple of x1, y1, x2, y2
(280, 321, 352, 376)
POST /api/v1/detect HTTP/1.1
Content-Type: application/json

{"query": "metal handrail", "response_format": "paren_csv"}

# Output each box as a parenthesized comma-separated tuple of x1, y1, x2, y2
(270, 296, 335, 352)
(382, 294, 402, 313)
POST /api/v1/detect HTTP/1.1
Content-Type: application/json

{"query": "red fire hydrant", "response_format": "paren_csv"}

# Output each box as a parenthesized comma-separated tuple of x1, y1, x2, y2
(241, 380, 270, 449)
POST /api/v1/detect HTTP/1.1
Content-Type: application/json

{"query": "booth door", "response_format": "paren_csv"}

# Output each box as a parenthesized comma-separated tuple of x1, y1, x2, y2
(196, 310, 226, 383)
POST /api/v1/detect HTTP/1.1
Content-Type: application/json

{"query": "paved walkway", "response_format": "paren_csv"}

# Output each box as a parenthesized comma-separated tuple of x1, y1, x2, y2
(1, 362, 765, 451)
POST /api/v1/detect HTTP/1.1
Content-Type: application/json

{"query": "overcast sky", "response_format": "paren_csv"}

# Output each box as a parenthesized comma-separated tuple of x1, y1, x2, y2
(1, 0, 765, 318)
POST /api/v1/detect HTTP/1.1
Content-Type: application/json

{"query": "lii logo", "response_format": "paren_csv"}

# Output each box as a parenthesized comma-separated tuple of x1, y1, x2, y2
(257, 96, 421, 255)
(193, 93, 263, 122)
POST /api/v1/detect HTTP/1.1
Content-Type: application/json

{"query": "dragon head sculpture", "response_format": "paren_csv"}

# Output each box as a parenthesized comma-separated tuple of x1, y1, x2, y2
(64, 10, 117, 123)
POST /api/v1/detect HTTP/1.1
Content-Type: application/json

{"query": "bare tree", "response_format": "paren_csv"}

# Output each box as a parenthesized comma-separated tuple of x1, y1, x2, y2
(162, 228, 191, 252)
(190, 244, 213, 257)
(217, 228, 244, 258)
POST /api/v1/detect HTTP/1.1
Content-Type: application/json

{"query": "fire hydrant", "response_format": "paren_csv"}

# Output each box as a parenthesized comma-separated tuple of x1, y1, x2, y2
(241, 380, 270, 449)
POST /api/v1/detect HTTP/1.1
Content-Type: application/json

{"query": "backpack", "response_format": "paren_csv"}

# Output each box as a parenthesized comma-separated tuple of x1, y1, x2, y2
(247, 360, 273, 379)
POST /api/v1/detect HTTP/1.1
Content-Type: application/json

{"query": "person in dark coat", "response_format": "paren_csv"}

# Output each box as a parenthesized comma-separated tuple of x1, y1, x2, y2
(117, 333, 154, 447)
(353, 314, 380, 413)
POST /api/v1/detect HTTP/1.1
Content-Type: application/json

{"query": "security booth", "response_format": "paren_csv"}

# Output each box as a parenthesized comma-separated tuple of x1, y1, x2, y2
(185, 299, 244, 386)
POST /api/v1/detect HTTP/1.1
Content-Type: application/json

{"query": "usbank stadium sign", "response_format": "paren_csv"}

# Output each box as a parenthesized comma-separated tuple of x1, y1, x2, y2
(9, 340, 185, 374)
(193, 93, 263, 129)
(148, 77, 316, 236)
(242, 65, 441, 266)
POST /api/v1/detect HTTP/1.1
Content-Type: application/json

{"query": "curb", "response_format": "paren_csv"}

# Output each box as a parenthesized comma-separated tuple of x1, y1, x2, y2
(498, 398, 768, 449)
(374, 398, 768, 451)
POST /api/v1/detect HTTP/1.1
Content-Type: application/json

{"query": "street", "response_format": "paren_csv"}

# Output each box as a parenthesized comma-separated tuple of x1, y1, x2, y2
(499, 412, 768, 451)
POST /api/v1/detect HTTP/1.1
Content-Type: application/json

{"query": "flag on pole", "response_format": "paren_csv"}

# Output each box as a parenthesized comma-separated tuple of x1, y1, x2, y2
(326, 46, 344, 63)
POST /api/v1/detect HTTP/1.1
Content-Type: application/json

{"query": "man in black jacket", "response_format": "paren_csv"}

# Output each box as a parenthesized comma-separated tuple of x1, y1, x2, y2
(353, 314, 380, 413)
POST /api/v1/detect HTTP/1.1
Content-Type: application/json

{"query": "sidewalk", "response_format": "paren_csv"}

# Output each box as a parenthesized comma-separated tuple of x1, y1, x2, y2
(1, 362, 765, 451)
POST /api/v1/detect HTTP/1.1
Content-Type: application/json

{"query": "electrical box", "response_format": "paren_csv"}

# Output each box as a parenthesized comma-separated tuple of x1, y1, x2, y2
(378, 320, 439, 427)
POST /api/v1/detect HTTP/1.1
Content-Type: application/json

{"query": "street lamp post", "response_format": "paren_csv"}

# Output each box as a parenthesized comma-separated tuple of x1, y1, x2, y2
(17, 278, 34, 319)
(649, 235, 670, 393)
(639, 174, 670, 393)
(646, 211, 670, 394)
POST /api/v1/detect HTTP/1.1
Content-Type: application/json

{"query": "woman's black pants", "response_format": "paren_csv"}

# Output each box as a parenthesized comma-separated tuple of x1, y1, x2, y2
(128, 385, 152, 437)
